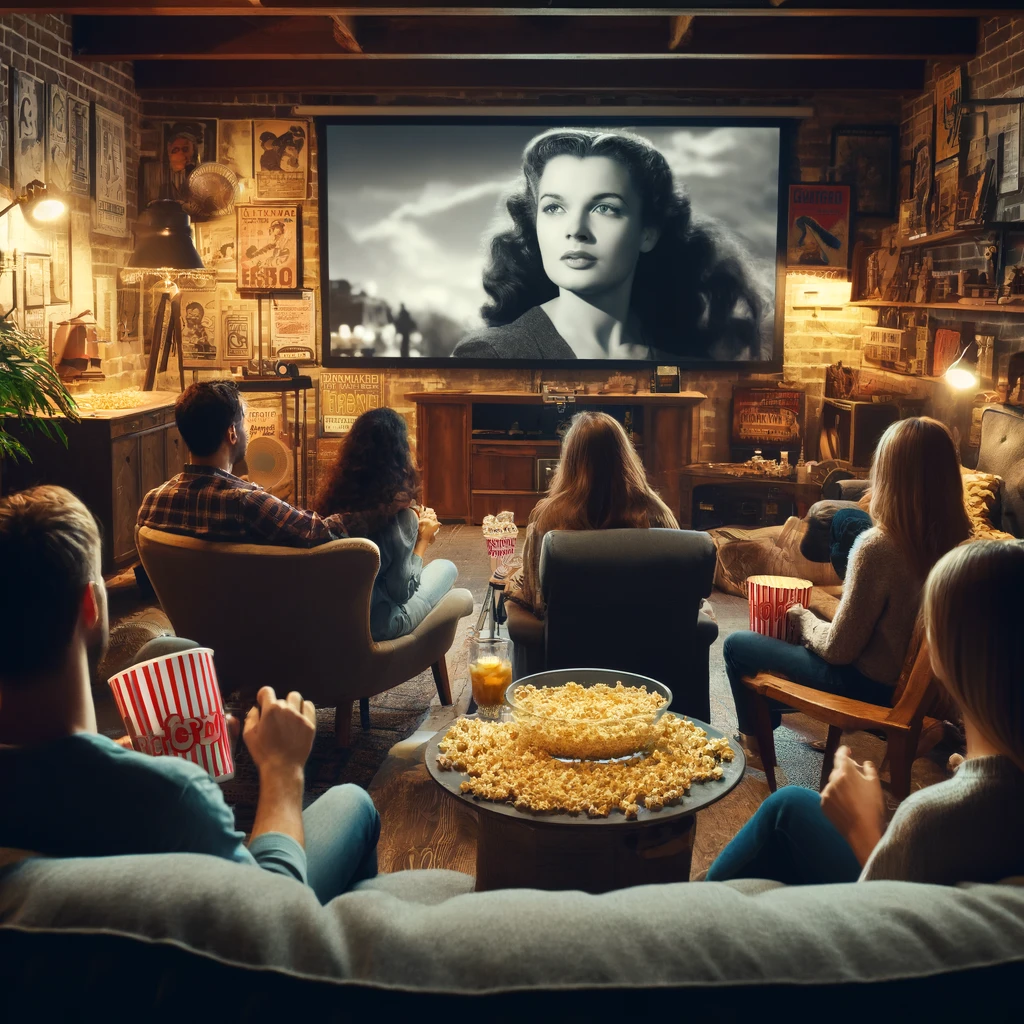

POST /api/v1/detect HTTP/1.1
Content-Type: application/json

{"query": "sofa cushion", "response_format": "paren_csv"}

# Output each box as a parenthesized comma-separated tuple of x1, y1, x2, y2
(3, 853, 1024, 1015)
(979, 405, 1024, 537)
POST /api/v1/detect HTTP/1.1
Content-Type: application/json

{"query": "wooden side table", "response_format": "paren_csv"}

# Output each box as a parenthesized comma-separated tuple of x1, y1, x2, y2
(426, 714, 744, 893)
(678, 463, 823, 530)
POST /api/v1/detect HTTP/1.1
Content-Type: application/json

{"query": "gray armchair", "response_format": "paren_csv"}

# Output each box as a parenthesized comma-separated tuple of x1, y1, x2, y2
(506, 528, 718, 722)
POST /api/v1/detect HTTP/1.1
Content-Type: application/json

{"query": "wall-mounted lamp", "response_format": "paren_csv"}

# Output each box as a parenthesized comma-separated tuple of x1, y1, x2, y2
(945, 340, 980, 391)
(0, 180, 67, 223)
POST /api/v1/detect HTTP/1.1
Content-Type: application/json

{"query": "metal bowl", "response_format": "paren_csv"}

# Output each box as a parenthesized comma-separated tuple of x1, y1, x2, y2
(504, 668, 673, 761)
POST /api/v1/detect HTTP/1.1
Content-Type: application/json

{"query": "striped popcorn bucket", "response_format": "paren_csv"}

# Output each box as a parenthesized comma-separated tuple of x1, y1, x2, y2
(746, 575, 814, 643)
(485, 535, 518, 561)
(108, 647, 235, 782)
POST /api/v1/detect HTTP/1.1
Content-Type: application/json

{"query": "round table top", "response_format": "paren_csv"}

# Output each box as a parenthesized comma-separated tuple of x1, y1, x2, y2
(425, 712, 745, 830)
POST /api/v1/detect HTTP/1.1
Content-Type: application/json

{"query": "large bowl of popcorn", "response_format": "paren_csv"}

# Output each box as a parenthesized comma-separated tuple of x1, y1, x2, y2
(504, 669, 672, 762)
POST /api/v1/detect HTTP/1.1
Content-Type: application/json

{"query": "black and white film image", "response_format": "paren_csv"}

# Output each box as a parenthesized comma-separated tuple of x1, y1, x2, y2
(325, 123, 780, 363)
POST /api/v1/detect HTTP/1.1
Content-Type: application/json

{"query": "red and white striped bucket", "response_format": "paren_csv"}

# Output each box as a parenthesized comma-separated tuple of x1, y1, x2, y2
(485, 535, 517, 561)
(108, 647, 234, 782)
(747, 575, 814, 642)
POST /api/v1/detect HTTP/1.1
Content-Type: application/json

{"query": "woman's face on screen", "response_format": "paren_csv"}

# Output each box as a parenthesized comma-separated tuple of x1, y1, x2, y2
(534, 154, 657, 298)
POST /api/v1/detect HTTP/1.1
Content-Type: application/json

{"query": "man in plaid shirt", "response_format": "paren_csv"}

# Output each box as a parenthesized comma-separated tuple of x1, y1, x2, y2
(138, 380, 351, 546)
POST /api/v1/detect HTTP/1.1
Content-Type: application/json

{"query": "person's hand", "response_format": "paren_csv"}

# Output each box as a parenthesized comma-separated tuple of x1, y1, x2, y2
(243, 686, 316, 776)
(785, 604, 804, 642)
(417, 515, 441, 545)
(820, 745, 886, 865)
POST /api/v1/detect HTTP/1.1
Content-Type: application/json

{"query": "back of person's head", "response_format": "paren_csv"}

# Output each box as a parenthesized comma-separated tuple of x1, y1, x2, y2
(313, 406, 420, 532)
(0, 486, 101, 685)
(870, 416, 971, 580)
(924, 539, 1024, 770)
(531, 410, 660, 534)
(175, 380, 243, 457)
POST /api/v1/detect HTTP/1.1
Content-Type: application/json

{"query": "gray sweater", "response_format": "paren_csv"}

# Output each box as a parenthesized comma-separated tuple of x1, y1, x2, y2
(368, 508, 423, 640)
(862, 755, 1024, 884)
(793, 527, 918, 685)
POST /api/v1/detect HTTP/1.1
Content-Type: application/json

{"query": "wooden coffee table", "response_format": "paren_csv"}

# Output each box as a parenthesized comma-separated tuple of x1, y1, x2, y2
(425, 714, 745, 893)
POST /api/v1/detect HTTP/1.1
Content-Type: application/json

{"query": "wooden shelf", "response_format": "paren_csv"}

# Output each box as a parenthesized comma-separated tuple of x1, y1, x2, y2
(850, 300, 1024, 313)
(897, 223, 1023, 248)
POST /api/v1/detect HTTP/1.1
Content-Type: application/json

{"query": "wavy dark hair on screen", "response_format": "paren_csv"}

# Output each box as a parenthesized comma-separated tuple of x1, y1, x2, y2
(313, 407, 421, 536)
(481, 128, 768, 358)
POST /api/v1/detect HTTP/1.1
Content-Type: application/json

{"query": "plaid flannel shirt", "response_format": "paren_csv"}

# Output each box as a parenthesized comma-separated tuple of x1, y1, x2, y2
(137, 466, 350, 548)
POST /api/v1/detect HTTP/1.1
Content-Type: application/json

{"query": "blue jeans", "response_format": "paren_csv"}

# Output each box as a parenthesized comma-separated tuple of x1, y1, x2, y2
(373, 558, 458, 642)
(706, 786, 861, 884)
(725, 631, 894, 735)
(303, 783, 380, 904)
(830, 508, 873, 579)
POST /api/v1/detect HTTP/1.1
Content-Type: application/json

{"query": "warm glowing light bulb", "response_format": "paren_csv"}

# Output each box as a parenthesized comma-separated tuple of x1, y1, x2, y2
(32, 197, 66, 222)
(945, 366, 978, 390)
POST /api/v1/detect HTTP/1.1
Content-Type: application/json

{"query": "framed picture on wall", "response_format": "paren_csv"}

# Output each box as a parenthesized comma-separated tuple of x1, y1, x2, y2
(23, 253, 47, 308)
(935, 66, 966, 165)
(179, 289, 220, 367)
(47, 84, 70, 194)
(933, 160, 960, 233)
(67, 96, 91, 196)
(786, 183, 851, 269)
(12, 69, 45, 194)
(236, 204, 301, 291)
(832, 125, 898, 217)
(92, 104, 128, 236)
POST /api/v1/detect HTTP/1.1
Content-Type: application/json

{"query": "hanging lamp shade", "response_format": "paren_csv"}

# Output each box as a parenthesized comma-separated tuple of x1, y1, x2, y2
(123, 200, 208, 279)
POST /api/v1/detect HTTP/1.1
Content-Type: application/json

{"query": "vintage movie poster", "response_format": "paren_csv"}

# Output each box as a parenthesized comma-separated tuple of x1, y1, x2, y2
(92, 105, 127, 236)
(320, 371, 384, 436)
(730, 388, 804, 448)
(195, 216, 237, 279)
(935, 67, 965, 165)
(786, 184, 850, 269)
(221, 305, 254, 361)
(217, 119, 253, 180)
(253, 119, 308, 200)
(236, 204, 300, 290)
(68, 97, 90, 196)
(47, 84, 70, 194)
(23, 307, 44, 341)
(934, 160, 960, 233)
(179, 289, 219, 366)
(269, 290, 315, 356)
(246, 404, 282, 441)
(13, 70, 45, 194)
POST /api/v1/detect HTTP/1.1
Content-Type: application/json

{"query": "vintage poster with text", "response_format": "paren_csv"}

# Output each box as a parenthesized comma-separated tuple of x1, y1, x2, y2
(320, 371, 384, 437)
(787, 184, 851, 269)
(236, 204, 300, 291)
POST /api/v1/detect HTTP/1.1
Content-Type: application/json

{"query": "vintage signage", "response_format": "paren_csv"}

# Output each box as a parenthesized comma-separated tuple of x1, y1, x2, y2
(320, 371, 384, 436)
(236, 204, 300, 291)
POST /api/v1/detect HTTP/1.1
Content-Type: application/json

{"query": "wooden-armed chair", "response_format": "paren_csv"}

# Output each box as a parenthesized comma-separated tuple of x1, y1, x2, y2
(741, 625, 939, 801)
(136, 527, 474, 747)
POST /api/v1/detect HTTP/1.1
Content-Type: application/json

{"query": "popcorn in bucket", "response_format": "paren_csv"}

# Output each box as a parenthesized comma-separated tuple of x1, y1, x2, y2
(482, 510, 519, 571)
(108, 647, 235, 781)
(746, 574, 814, 643)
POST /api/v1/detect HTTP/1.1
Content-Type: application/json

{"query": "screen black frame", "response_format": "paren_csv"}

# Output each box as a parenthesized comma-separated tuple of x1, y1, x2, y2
(317, 113, 795, 371)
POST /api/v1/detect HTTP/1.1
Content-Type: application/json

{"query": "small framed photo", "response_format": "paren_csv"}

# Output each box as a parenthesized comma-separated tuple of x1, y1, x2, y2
(236, 203, 301, 291)
(832, 125, 898, 217)
(786, 183, 851, 269)
(23, 253, 48, 308)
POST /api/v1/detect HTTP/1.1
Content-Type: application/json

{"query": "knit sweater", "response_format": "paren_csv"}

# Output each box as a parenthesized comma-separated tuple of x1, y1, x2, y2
(861, 755, 1024, 884)
(793, 527, 918, 686)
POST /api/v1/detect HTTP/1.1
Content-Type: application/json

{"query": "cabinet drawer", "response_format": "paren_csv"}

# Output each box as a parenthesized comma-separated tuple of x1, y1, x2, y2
(472, 451, 536, 492)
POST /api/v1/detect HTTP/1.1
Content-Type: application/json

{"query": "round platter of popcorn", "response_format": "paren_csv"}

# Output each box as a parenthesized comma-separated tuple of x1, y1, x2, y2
(433, 668, 742, 820)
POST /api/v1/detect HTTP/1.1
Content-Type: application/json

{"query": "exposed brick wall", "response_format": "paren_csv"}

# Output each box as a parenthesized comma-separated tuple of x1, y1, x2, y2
(1, 15, 143, 382)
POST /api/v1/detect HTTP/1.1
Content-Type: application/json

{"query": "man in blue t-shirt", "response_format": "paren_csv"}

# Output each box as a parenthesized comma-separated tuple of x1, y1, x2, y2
(0, 485, 379, 904)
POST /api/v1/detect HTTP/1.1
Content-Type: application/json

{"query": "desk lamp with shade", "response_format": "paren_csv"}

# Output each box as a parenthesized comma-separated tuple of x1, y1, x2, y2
(120, 200, 213, 391)
(945, 340, 981, 391)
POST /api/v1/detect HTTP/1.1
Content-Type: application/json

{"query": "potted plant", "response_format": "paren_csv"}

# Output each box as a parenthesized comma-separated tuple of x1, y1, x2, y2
(0, 318, 79, 463)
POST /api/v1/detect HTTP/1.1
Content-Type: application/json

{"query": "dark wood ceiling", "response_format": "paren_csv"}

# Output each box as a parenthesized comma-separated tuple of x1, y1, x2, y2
(13, 2, 1019, 96)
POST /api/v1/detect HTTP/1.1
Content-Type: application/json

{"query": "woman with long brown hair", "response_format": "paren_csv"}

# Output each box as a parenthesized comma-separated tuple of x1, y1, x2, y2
(725, 416, 972, 752)
(506, 410, 678, 622)
(314, 407, 457, 641)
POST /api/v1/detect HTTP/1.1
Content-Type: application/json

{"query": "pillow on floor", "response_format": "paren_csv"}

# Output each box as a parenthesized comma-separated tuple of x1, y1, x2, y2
(709, 517, 842, 597)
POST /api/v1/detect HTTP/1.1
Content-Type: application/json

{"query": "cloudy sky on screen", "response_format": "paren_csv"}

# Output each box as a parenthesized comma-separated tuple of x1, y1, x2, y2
(326, 124, 780, 328)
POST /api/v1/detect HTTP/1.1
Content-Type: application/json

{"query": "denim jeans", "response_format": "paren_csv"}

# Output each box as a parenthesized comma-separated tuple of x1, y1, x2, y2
(303, 783, 380, 903)
(373, 557, 458, 642)
(705, 786, 861, 885)
(725, 630, 894, 735)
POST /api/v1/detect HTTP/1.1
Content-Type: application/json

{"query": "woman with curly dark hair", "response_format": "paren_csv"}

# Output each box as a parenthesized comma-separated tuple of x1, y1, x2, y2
(314, 407, 457, 641)
(452, 127, 771, 361)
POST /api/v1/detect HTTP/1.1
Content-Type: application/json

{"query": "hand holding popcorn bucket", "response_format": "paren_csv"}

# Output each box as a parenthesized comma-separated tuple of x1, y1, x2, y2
(108, 647, 235, 781)
(747, 575, 814, 643)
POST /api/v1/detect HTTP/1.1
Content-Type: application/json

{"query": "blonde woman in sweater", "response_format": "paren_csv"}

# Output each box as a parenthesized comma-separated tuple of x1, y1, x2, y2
(725, 417, 972, 748)
(707, 538, 1024, 885)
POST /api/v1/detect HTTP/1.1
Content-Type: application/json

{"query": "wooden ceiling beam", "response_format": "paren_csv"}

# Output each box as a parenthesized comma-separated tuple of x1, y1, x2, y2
(133, 55, 927, 91)
(73, 15, 978, 60)
(11, 3, 1022, 17)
